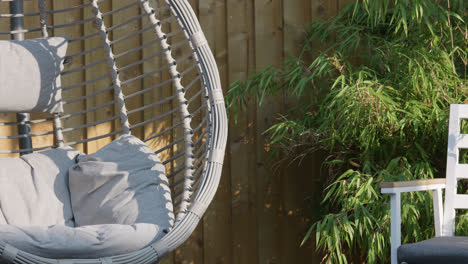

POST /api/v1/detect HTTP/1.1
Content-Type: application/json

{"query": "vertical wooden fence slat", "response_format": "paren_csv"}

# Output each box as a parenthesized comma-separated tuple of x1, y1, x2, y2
(84, 0, 114, 154)
(254, 0, 284, 263)
(200, 0, 232, 263)
(295, 3, 328, 261)
(226, 0, 259, 263)
(339, 0, 354, 9)
(311, 0, 338, 20)
(0, 2, 9, 40)
(0, 1, 18, 156)
(284, 0, 310, 58)
(53, 0, 86, 153)
(281, 1, 313, 263)
(112, 0, 142, 139)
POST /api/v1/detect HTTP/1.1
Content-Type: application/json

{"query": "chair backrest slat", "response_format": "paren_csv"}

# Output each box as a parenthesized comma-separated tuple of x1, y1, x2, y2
(443, 104, 468, 235)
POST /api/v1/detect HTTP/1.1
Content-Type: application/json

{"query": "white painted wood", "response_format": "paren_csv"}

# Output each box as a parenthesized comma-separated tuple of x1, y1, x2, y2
(456, 164, 468, 179)
(381, 183, 446, 194)
(381, 178, 446, 188)
(454, 104, 468, 119)
(390, 192, 401, 264)
(451, 194, 468, 209)
(454, 134, 468, 149)
(383, 184, 446, 263)
(432, 188, 444, 237)
(443, 104, 463, 236)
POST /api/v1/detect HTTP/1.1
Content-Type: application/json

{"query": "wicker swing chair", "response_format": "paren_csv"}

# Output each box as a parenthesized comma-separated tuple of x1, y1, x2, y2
(0, 0, 226, 263)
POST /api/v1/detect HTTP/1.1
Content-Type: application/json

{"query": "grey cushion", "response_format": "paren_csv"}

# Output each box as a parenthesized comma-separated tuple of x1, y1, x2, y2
(69, 134, 174, 228)
(398, 236, 468, 264)
(0, 223, 164, 259)
(0, 147, 80, 226)
(0, 136, 174, 259)
(0, 37, 68, 113)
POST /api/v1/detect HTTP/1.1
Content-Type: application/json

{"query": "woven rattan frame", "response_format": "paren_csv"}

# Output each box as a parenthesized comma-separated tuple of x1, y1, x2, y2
(0, 0, 227, 263)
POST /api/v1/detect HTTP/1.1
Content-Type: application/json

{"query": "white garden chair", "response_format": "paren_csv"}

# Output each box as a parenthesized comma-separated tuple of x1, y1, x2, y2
(381, 104, 468, 264)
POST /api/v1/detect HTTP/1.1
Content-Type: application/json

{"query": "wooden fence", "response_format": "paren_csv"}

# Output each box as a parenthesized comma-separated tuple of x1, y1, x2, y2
(198, 1, 352, 263)
(0, 0, 352, 263)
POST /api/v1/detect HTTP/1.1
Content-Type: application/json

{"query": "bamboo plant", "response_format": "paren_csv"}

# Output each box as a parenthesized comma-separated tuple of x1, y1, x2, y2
(227, 0, 468, 263)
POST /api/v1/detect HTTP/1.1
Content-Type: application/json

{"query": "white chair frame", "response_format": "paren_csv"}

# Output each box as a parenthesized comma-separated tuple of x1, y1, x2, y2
(381, 104, 468, 264)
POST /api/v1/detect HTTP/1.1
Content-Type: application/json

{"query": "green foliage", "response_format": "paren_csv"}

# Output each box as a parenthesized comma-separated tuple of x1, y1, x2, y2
(226, 0, 468, 263)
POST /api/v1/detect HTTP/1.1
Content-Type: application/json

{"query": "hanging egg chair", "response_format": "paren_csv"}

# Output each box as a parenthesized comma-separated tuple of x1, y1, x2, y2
(0, 0, 227, 263)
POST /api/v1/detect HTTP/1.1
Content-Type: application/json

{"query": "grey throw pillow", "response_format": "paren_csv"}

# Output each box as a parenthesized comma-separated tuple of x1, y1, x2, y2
(69, 135, 174, 231)
(0, 37, 68, 113)
(0, 147, 80, 226)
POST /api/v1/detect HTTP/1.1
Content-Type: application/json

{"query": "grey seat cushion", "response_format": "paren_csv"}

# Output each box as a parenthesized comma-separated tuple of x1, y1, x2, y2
(0, 37, 68, 113)
(0, 136, 174, 259)
(0, 223, 164, 259)
(398, 236, 468, 264)
(0, 147, 80, 226)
